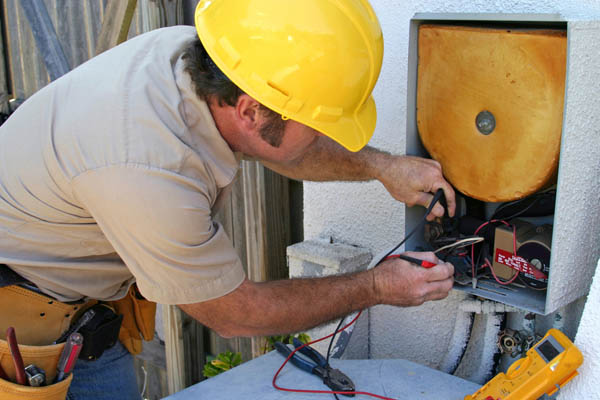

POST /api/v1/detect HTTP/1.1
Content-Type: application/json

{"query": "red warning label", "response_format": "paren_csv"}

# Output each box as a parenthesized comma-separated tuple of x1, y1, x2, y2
(495, 249, 547, 280)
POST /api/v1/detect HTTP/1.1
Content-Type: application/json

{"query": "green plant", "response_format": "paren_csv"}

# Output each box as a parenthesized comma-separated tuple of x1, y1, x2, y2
(202, 351, 242, 378)
(263, 332, 311, 354)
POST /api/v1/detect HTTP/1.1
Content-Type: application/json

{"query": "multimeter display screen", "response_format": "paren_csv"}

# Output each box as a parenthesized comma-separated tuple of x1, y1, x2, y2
(537, 340, 560, 362)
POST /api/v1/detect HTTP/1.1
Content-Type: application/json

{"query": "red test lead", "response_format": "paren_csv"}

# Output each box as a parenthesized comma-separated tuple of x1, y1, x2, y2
(386, 254, 437, 268)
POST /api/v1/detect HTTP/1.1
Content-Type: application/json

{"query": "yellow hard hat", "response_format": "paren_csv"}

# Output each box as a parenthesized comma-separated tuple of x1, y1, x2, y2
(195, 0, 383, 152)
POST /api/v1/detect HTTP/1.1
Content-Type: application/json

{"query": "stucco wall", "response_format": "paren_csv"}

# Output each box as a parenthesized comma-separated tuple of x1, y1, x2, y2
(303, 0, 600, 390)
(558, 259, 600, 399)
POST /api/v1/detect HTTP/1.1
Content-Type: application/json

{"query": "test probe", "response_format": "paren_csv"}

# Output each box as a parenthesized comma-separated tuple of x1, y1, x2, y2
(273, 189, 448, 400)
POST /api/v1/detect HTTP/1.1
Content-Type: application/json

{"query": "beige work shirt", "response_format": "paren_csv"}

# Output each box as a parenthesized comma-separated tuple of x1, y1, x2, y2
(0, 26, 246, 304)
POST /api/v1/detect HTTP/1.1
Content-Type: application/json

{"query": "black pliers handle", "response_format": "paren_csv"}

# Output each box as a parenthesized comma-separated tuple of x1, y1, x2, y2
(275, 338, 355, 396)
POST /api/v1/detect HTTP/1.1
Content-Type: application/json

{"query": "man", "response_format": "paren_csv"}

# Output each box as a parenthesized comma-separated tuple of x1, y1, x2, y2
(0, 1, 455, 398)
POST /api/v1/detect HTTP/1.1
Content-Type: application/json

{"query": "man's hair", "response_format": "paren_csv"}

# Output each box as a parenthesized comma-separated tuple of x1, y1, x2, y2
(182, 38, 286, 147)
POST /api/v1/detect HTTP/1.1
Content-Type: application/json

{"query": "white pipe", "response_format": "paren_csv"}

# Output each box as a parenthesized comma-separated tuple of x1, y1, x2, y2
(459, 299, 521, 314)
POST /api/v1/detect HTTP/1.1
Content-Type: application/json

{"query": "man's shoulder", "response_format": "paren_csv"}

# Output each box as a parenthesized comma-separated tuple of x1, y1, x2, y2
(122, 25, 197, 48)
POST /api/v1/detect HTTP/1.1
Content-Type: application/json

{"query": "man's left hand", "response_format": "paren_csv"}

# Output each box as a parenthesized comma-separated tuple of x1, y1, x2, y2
(377, 155, 456, 220)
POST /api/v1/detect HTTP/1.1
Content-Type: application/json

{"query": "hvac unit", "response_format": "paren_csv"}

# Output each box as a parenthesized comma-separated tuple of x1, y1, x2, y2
(404, 14, 600, 314)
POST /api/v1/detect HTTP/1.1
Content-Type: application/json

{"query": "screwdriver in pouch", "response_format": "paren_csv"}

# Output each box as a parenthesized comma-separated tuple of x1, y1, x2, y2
(54, 333, 83, 383)
(53, 308, 96, 344)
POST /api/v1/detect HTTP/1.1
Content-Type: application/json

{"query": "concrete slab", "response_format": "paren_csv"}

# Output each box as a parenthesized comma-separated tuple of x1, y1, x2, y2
(165, 351, 480, 399)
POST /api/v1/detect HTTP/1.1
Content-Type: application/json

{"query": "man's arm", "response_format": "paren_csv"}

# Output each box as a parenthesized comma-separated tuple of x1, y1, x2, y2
(261, 137, 456, 219)
(179, 252, 453, 338)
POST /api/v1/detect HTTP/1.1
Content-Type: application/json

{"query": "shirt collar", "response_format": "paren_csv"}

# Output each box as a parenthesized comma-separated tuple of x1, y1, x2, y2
(174, 56, 240, 187)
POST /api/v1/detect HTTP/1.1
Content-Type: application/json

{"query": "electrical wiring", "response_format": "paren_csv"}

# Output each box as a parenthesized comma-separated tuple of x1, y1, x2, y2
(326, 317, 347, 400)
(491, 197, 535, 220)
(434, 236, 484, 254)
(484, 258, 520, 285)
(470, 220, 517, 285)
(272, 190, 447, 400)
(272, 310, 398, 400)
(274, 252, 414, 400)
(490, 189, 556, 220)
(382, 189, 445, 260)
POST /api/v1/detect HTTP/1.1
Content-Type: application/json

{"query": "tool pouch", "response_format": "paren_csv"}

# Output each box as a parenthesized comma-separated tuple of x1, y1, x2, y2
(77, 304, 123, 361)
(0, 340, 73, 400)
(0, 285, 92, 346)
(108, 285, 156, 355)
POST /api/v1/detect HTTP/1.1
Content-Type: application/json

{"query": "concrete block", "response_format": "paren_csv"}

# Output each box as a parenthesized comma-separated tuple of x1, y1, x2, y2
(287, 239, 372, 278)
(286, 240, 372, 356)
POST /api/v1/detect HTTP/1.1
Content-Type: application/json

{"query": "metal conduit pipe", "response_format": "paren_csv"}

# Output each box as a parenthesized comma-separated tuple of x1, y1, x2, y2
(553, 308, 565, 331)
(498, 311, 538, 372)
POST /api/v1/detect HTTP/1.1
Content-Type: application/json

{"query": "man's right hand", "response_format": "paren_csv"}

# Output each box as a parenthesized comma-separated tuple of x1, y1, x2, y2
(373, 251, 454, 307)
(180, 251, 455, 339)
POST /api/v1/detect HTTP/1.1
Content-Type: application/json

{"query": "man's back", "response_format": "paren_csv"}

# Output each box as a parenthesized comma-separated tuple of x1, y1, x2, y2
(0, 26, 244, 303)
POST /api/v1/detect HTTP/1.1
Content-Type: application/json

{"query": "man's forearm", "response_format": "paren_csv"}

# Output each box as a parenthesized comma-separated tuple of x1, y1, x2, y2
(263, 135, 456, 218)
(180, 253, 455, 338)
(263, 137, 392, 182)
(179, 270, 378, 338)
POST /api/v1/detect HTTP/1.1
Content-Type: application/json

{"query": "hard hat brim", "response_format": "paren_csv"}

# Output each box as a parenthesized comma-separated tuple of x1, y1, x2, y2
(307, 95, 377, 153)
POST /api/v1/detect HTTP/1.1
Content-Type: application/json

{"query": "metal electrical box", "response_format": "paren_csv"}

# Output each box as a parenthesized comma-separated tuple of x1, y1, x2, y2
(404, 14, 600, 314)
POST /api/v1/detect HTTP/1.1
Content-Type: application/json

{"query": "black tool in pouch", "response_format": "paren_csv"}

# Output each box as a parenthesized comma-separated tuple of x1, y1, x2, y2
(77, 304, 123, 361)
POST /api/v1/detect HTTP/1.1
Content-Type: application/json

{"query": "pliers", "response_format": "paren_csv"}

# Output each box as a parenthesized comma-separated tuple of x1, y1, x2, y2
(275, 338, 355, 397)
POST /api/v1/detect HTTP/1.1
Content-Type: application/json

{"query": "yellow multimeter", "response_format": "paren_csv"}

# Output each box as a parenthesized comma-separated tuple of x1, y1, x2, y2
(465, 328, 583, 400)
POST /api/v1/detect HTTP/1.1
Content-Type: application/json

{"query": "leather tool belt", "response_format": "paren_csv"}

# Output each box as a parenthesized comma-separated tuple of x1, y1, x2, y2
(0, 285, 90, 400)
(0, 265, 156, 399)
(0, 265, 156, 355)
(0, 285, 95, 347)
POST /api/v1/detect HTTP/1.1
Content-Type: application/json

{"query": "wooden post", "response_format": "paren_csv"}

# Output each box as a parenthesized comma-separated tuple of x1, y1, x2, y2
(242, 161, 291, 357)
(95, 0, 137, 56)
(138, 0, 184, 32)
(208, 173, 254, 365)
(243, 162, 291, 282)
(18, 0, 70, 80)
(162, 304, 186, 394)
(207, 163, 293, 361)
(0, 20, 9, 116)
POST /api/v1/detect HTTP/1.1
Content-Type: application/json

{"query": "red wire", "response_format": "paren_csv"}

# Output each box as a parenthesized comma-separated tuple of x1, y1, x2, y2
(470, 220, 518, 285)
(272, 296, 397, 398)
(483, 258, 519, 285)
(273, 254, 443, 399)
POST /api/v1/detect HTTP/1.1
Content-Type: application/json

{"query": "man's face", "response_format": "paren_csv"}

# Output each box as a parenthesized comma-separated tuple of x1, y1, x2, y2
(256, 119, 322, 163)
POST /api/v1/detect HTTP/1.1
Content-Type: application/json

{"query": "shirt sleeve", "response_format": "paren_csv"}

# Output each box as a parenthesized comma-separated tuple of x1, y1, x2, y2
(71, 164, 246, 304)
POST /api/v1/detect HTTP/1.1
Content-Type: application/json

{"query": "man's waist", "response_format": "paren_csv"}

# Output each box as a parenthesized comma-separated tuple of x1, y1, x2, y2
(0, 263, 89, 304)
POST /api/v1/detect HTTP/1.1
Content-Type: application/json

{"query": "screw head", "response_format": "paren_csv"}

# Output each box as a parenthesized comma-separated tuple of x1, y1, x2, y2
(476, 111, 496, 135)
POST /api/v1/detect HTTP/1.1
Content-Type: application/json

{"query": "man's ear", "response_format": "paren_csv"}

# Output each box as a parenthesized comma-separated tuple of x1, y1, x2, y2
(234, 94, 265, 134)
